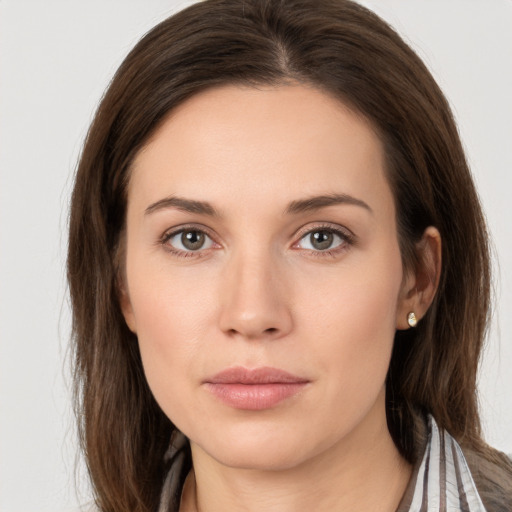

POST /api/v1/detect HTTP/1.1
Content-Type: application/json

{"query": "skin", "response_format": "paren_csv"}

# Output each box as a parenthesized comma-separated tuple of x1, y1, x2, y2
(121, 84, 441, 512)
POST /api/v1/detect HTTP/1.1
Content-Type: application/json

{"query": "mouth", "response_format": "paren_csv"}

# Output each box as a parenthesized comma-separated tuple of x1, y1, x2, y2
(203, 366, 310, 410)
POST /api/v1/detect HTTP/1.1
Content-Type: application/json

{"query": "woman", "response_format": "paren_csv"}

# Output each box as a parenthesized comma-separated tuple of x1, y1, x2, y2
(67, 0, 512, 510)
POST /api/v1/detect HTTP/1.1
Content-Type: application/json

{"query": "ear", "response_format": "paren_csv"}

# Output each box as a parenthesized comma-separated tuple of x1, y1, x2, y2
(396, 226, 442, 330)
(117, 274, 137, 334)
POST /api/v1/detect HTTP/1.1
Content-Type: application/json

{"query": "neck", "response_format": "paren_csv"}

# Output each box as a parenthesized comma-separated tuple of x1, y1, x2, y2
(180, 393, 411, 512)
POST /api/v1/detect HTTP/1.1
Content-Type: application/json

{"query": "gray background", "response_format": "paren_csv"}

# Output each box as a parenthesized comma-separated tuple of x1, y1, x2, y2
(1, 1, 511, 511)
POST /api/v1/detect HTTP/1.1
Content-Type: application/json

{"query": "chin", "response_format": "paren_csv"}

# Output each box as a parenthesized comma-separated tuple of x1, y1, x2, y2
(190, 419, 329, 472)
(209, 441, 308, 471)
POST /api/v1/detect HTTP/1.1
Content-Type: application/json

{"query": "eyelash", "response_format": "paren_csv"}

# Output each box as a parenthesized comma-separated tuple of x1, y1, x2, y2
(160, 224, 218, 259)
(160, 223, 355, 259)
(293, 224, 355, 258)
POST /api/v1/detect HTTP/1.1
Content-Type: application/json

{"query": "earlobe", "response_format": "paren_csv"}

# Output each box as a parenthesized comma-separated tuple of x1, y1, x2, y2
(396, 226, 442, 330)
(406, 312, 418, 328)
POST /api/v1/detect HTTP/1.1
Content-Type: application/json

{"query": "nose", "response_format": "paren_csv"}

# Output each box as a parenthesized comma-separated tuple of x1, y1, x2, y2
(218, 250, 293, 341)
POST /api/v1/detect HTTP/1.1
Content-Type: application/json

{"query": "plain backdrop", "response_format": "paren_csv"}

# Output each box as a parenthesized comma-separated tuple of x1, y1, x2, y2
(1, 1, 511, 511)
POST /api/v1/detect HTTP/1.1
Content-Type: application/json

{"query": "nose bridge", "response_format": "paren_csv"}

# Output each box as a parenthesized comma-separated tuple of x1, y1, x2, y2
(218, 243, 292, 340)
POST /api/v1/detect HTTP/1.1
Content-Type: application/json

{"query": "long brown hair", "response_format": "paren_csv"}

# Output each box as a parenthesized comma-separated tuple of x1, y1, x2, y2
(67, 1, 511, 510)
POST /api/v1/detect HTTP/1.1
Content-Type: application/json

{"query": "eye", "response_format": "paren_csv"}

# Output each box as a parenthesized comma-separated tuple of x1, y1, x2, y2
(163, 228, 215, 253)
(295, 227, 351, 252)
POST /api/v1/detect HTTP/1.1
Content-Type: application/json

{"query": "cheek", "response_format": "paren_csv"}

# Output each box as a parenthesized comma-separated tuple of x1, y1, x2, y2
(129, 250, 215, 337)
(296, 247, 403, 395)
(126, 258, 219, 406)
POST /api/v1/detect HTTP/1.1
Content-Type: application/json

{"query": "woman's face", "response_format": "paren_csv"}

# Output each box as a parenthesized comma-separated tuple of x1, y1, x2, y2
(122, 84, 414, 470)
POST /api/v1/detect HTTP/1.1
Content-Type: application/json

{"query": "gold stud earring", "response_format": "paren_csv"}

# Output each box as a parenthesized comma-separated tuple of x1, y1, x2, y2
(407, 312, 418, 328)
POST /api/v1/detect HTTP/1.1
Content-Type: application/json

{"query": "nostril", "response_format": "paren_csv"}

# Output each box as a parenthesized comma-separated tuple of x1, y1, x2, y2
(227, 326, 279, 337)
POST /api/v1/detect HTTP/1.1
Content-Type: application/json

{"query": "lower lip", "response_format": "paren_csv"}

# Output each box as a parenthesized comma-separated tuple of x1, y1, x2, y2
(204, 382, 308, 410)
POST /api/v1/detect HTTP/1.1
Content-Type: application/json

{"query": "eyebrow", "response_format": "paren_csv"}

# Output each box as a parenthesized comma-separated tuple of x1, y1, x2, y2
(285, 193, 373, 215)
(145, 196, 219, 216)
(144, 193, 372, 217)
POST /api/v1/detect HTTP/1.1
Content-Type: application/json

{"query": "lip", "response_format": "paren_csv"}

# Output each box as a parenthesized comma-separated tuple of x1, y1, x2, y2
(203, 366, 310, 410)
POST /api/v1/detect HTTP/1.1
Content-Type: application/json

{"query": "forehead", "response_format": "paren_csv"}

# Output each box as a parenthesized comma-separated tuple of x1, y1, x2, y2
(129, 84, 393, 219)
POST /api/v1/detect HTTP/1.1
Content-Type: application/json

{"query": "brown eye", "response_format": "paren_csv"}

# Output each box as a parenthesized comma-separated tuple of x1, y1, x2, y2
(181, 230, 205, 250)
(164, 229, 215, 253)
(296, 228, 349, 252)
(310, 231, 334, 250)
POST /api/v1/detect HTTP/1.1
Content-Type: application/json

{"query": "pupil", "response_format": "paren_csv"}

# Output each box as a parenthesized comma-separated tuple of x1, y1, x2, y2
(311, 231, 333, 250)
(182, 231, 204, 250)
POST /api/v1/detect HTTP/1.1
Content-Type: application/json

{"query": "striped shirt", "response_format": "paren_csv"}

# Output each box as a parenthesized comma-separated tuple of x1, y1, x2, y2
(158, 415, 487, 512)
(397, 415, 486, 511)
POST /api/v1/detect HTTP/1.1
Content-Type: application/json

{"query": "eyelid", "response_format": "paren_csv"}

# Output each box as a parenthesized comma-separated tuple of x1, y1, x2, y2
(160, 223, 221, 256)
(161, 223, 217, 240)
(158, 222, 355, 258)
(291, 222, 356, 256)
(292, 222, 355, 245)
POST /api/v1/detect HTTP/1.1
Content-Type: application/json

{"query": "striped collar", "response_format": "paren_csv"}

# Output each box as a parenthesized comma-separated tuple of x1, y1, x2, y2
(397, 415, 486, 511)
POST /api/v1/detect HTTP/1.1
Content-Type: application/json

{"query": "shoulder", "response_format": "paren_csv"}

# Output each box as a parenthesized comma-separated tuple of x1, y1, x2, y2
(399, 414, 511, 511)
(463, 446, 512, 512)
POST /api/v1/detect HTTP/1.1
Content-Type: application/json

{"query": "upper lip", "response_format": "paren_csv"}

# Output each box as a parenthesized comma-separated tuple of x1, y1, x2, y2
(205, 366, 309, 385)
